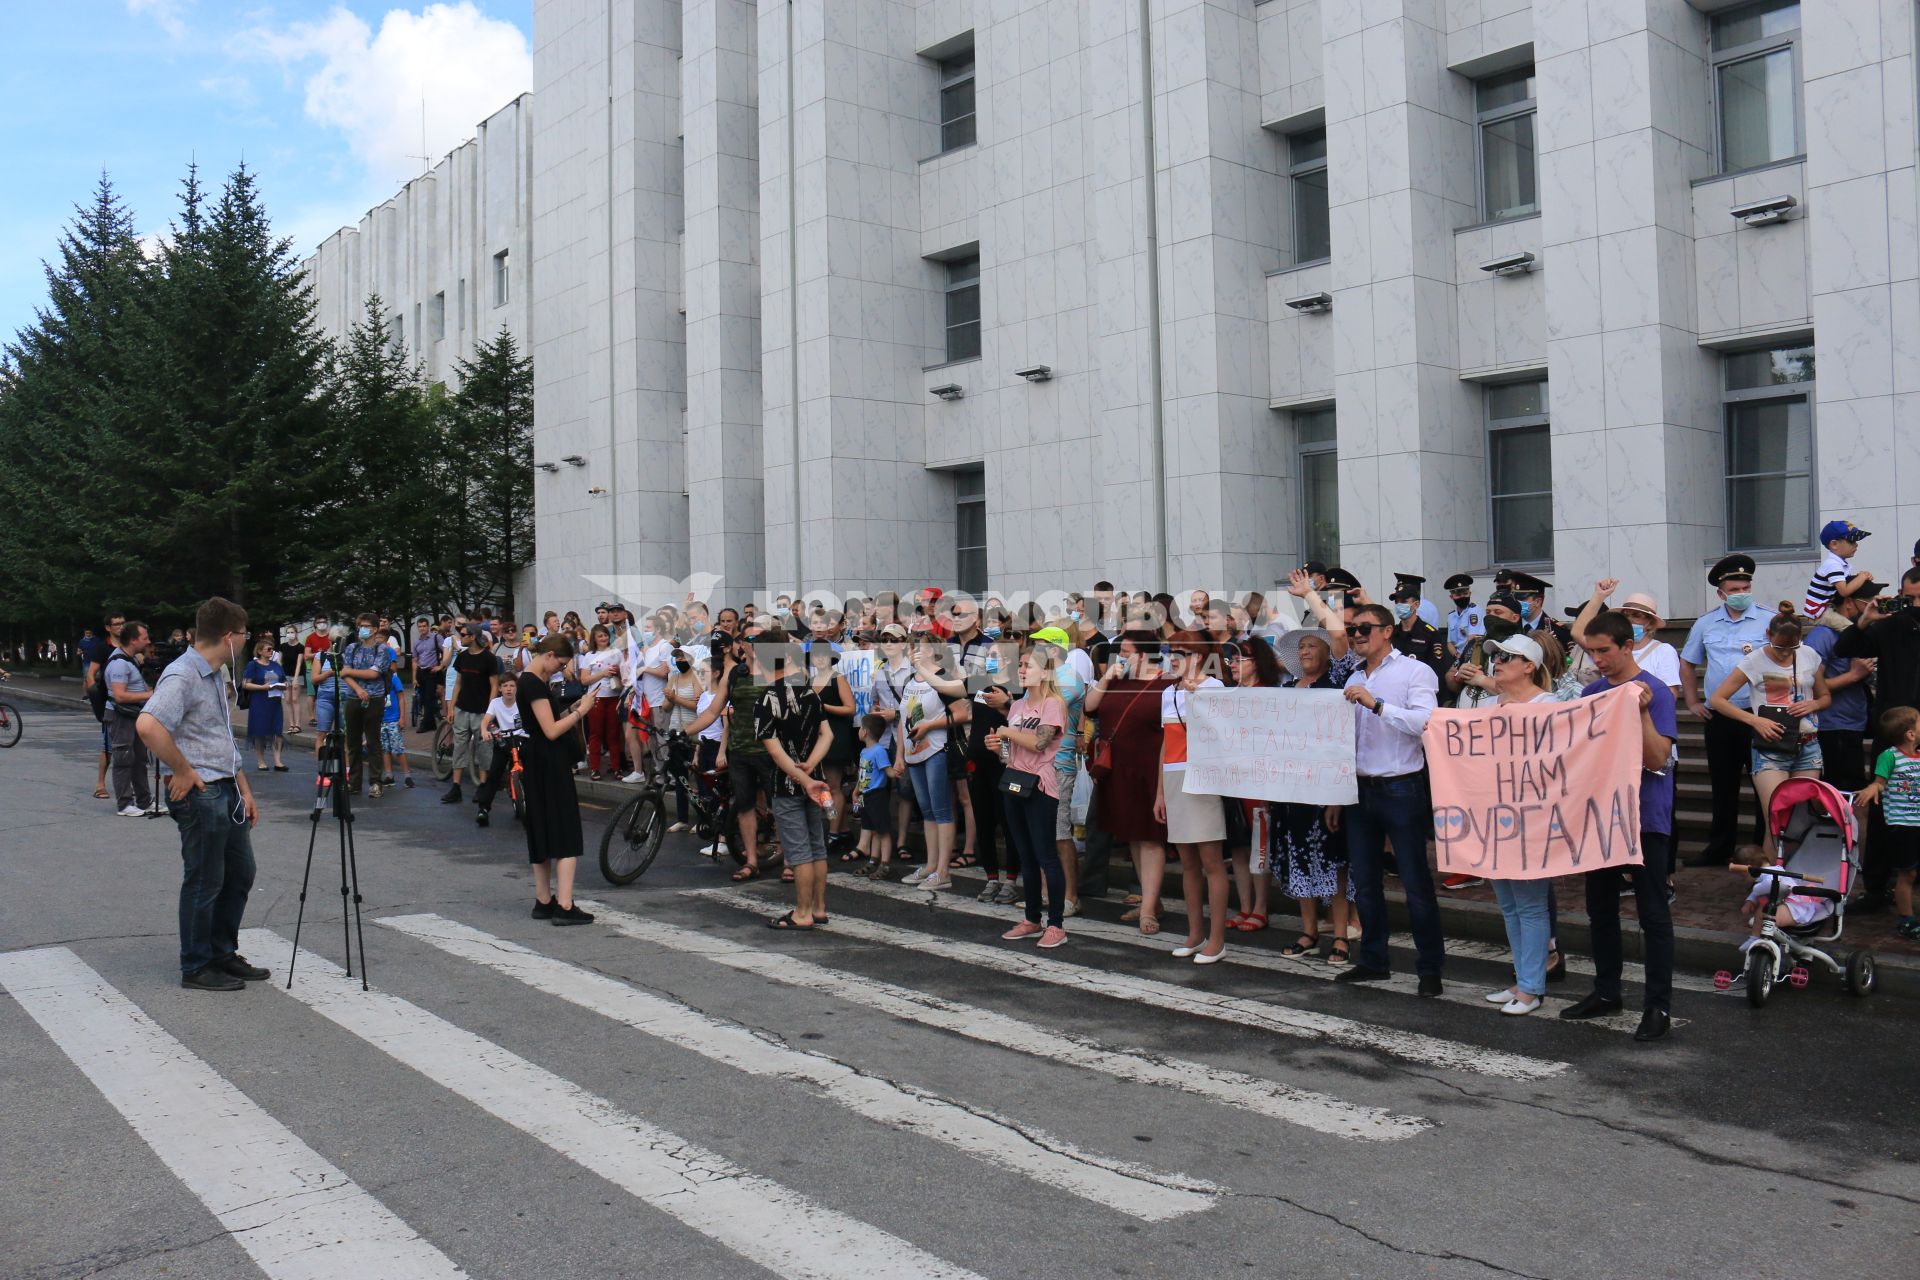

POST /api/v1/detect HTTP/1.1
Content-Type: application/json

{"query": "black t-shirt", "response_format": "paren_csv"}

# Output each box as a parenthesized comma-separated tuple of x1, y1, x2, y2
(1838, 610, 1920, 727)
(453, 648, 502, 715)
(516, 673, 563, 763)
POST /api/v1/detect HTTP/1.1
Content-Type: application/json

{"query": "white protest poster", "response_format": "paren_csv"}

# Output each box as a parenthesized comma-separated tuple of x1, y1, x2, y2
(1181, 687, 1358, 805)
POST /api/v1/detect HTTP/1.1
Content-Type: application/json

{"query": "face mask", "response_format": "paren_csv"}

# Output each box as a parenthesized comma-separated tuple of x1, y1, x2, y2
(1484, 616, 1521, 642)
(1631, 624, 1646, 643)
(1725, 592, 1753, 612)
(1394, 602, 1412, 620)
(675, 659, 691, 673)
(985, 652, 1001, 675)
(1451, 595, 1471, 610)
(643, 628, 656, 642)
(1068, 610, 1082, 623)
(1518, 601, 1534, 621)
(984, 626, 1002, 640)
(358, 626, 371, 640)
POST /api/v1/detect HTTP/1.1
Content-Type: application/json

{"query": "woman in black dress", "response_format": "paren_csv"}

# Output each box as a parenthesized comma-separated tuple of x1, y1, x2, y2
(1271, 628, 1354, 964)
(521, 634, 600, 924)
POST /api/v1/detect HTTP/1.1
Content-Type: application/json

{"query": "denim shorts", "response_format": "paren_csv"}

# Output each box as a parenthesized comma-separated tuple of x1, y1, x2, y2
(1751, 736, 1821, 775)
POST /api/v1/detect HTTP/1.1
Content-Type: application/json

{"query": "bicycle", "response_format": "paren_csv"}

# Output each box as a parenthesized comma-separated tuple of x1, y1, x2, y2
(599, 731, 736, 885)
(0, 672, 19, 748)
(432, 720, 454, 780)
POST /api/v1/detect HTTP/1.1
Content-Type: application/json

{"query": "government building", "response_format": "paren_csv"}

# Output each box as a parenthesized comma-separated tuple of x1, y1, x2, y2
(302, 0, 1920, 619)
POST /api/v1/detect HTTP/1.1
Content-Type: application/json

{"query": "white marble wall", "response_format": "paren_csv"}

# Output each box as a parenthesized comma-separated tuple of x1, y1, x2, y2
(303, 95, 532, 387)
(1802, 0, 1920, 581)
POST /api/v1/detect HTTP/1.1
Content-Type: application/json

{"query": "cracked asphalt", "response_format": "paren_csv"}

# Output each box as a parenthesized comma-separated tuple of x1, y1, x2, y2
(4, 707, 1918, 1280)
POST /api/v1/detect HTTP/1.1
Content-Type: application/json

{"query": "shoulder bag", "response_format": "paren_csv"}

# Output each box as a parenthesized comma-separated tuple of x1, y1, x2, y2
(1087, 680, 1151, 782)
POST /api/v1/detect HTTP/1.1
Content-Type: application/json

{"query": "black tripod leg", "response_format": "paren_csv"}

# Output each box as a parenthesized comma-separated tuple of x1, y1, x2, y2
(286, 779, 329, 989)
(344, 815, 369, 991)
(337, 808, 353, 977)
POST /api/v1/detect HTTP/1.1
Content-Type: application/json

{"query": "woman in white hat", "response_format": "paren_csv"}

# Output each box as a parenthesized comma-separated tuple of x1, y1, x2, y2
(1570, 580, 1681, 694)
(1481, 633, 1561, 1014)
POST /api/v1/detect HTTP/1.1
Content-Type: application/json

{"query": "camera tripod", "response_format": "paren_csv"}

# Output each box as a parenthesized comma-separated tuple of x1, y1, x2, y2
(287, 665, 370, 990)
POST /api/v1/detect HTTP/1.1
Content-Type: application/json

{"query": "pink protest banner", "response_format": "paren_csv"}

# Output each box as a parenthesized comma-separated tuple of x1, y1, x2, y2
(1424, 683, 1643, 880)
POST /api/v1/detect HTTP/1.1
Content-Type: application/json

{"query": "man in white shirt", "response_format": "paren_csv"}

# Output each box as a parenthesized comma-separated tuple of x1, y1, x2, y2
(1336, 603, 1446, 995)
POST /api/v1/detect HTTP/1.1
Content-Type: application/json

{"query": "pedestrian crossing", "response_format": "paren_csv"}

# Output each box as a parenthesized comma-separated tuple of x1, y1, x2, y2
(6, 875, 1665, 1278)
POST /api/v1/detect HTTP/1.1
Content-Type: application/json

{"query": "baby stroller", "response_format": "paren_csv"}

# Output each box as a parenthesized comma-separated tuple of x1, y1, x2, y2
(1719, 778, 1876, 1006)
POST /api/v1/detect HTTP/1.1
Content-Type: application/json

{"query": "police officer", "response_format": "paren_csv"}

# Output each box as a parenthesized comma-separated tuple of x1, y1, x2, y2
(1508, 571, 1570, 648)
(1443, 573, 1484, 659)
(1389, 573, 1449, 682)
(1679, 554, 1771, 865)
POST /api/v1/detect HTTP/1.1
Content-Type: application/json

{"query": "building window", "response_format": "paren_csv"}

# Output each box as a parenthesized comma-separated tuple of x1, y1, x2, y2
(1724, 342, 1814, 550)
(457, 278, 467, 332)
(493, 249, 510, 307)
(388, 312, 404, 350)
(429, 292, 446, 342)
(1487, 380, 1553, 565)
(1713, 0, 1801, 173)
(1295, 407, 1339, 567)
(944, 255, 981, 363)
(955, 467, 987, 595)
(938, 51, 976, 152)
(1288, 129, 1330, 265)
(1476, 68, 1538, 221)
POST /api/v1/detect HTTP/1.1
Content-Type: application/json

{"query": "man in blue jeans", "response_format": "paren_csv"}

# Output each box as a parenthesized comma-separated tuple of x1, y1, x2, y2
(137, 596, 266, 992)
(1335, 603, 1446, 995)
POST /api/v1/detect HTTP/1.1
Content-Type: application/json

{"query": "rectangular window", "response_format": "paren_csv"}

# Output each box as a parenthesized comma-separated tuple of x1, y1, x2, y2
(1487, 379, 1553, 565)
(955, 466, 987, 596)
(1295, 407, 1339, 567)
(1476, 68, 1538, 221)
(944, 255, 981, 363)
(1724, 342, 1814, 550)
(493, 249, 510, 307)
(1713, 0, 1801, 173)
(429, 292, 446, 342)
(939, 52, 976, 153)
(388, 312, 404, 349)
(1288, 129, 1330, 265)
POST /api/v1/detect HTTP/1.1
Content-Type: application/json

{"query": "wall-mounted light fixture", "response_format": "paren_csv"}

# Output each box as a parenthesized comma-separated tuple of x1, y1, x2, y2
(1013, 364, 1052, 382)
(536, 461, 559, 473)
(1730, 194, 1797, 226)
(560, 454, 586, 466)
(1479, 251, 1536, 276)
(587, 486, 607, 496)
(930, 382, 964, 400)
(1283, 291, 1332, 313)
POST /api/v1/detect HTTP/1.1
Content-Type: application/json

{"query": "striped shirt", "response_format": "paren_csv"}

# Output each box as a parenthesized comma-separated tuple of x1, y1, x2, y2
(1804, 549, 1849, 618)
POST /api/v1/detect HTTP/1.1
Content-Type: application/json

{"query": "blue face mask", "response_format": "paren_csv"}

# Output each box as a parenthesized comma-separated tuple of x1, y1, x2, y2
(984, 626, 1002, 640)
(1725, 592, 1754, 613)
(1631, 624, 1646, 643)
(357, 626, 371, 640)
(1068, 610, 1082, 623)
(1519, 601, 1534, 621)
(1394, 602, 1412, 620)
(985, 652, 1001, 675)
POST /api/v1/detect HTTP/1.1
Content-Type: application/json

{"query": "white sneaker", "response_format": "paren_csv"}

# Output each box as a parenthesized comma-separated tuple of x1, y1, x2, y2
(921, 876, 953, 891)
(1500, 996, 1542, 1016)
(1062, 898, 1081, 918)
(117, 805, 145, 818)
(622, 771, 645, 784)
(1485, 988, 1516, 1005)
(667, 822, 689, 833)
(901, 867, 930, 885)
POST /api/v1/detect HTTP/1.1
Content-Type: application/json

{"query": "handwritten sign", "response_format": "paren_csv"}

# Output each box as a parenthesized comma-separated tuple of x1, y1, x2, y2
(1181, 687, 1358, 805)
(1425, 684, 1643, 880)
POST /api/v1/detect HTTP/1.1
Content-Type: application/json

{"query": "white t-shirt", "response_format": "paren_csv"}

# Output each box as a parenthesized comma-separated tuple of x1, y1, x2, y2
(484, 696, 522, 736)
(1736, 644, 1823, 734)
(578, 647, 623, 697)
(1159, 677, 1223, 773)
(901, 676, 948, 764)
(639, 637, 673, 703)
(696, 690, 724, 742)
(1063, 647, 1095, 686)
(1636, 639, 1682, 690)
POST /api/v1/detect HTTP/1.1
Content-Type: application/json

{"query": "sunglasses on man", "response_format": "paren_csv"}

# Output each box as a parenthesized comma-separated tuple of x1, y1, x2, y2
(1347, 622, 1383, 637)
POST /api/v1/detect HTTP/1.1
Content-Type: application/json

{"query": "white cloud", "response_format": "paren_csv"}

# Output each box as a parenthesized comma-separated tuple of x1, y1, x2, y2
(234, 4, 531, 185)
(199, 74, 258, 108)
(127, 0, 190, 39)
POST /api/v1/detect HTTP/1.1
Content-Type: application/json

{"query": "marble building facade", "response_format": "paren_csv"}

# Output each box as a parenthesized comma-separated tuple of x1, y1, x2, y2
(305, 1, 1920, 620)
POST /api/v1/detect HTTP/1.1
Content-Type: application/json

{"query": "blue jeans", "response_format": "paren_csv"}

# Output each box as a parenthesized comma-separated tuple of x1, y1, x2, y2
(907, 751, 953, 824)
(1002, 788, 1064, 927)
(1491, 878, 1553, 995)
(1344, 772, 1445, 977)
(171, 778, 256, 976)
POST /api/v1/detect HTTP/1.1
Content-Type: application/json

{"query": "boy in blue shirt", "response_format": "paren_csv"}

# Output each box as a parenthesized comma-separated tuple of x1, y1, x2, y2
(853, 714, 895, 878)
(380, 664, 413, 788)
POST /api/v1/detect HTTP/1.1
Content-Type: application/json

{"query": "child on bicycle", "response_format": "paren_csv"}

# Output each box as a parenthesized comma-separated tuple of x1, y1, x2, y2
(1733, 844, 1831, 947)
(853, 713, 896, 878)
(474, 676, 524, 826)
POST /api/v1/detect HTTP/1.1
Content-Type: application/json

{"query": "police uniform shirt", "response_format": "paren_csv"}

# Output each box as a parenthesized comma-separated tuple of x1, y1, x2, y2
(1447, 604, 1485, 655)
(1392, 618, 1450, 682)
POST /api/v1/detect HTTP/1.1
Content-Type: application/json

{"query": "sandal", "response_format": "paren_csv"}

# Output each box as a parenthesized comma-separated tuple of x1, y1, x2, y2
(1139, 914, 1161, 937)
(1234, 913, 1269, 932)
(1120, 907, 1141, 923)
(92, 787, 109, 800)
(1225, 912, 1251, 930)
(780, 868, 795, 884)
(1279, 933, 1320, 957)
(953, 854, 977, 869)
(767, 912, 814, 931)
(731, 865, 761, 882)
(1124, 894, 1143, 906)
(1327, 941, 1351, 967)
(838, 849, 864, 863)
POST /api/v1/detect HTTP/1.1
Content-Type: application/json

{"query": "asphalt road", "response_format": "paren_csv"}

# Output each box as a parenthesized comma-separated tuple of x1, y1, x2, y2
(3, 706, 1916, 1280)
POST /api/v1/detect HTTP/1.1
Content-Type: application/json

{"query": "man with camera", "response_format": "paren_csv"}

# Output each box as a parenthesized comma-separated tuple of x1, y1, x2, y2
(1838, 568, 1920, 909)
(337, 613, 396, 797)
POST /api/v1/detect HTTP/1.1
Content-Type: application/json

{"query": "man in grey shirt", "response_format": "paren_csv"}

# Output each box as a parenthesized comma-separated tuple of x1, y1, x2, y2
(138, 596, 267, 992)
(105, 621, 154, 816)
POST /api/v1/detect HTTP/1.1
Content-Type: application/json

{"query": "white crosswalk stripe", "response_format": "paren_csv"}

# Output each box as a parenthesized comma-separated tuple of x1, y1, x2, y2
(0, 947, 470, 1280)
(687, 888, 1569, 1081)
(829, 876, 1669, 1031)
(240, 928, 990, 1280)
(378, 912, 1217, 1220)
(578, 899, 1432, 1142)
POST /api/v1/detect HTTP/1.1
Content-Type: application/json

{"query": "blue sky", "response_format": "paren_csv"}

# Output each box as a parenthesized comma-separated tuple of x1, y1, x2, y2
(1, 1, 533, 345)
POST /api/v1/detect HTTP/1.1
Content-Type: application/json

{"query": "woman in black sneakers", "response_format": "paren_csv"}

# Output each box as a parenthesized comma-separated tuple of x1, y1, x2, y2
(521, 634, 599, 924)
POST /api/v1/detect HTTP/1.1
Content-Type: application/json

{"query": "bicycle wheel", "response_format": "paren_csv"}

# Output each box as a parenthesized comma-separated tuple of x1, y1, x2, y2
(433, 722, 454, 780)
(600, 790, 666, 885)
(0, 702, 19, 747)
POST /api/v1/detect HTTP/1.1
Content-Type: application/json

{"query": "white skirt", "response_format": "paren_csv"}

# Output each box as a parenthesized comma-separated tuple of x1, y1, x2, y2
(1163, 768, 1226, 845)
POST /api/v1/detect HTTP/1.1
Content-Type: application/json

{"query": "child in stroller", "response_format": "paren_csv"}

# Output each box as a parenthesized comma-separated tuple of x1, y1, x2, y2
(1736, 845, 1834, 938)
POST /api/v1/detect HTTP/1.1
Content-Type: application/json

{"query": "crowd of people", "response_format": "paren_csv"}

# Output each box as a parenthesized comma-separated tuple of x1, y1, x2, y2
(66, 519, 1920, 1014)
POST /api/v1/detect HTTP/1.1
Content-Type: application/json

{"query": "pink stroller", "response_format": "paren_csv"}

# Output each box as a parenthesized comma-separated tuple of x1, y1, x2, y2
(1721, 779, 1876, 1006)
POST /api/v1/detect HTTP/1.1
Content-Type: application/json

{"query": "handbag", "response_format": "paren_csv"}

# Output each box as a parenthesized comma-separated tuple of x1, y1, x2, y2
(1749, 662, 1803, 747)
(998, 768, 1042, 798)
(1087, 681, 1151, 782)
